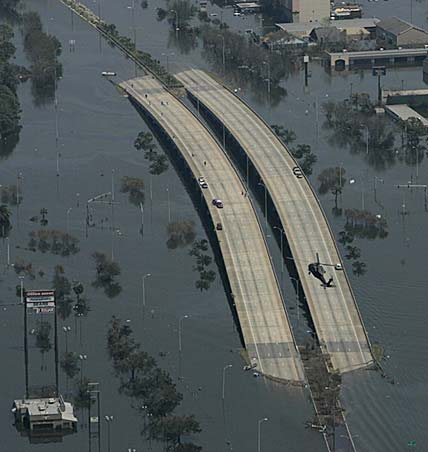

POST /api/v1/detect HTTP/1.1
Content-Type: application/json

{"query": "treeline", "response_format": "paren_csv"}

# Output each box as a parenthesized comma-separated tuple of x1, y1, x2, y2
(200, 24, 292, 94)
(107, 317, 202, 451)
(0, 0, 21, 23)
(0, 24, 21, 141)
(98, 21, 179, 87)
(21, 12, 63, 105)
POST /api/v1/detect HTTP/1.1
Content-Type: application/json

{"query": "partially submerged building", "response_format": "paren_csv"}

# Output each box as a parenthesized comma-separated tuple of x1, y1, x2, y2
(276, 18, 379, 42)
(12, 397, 77, 434)
(376, 17, 428, 48)
(284, 0, 330, 23)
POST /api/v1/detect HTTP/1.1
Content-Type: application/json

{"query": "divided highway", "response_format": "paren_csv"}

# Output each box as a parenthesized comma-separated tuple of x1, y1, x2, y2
(176, 69, 373, 374)
(120, 76, 305, 382)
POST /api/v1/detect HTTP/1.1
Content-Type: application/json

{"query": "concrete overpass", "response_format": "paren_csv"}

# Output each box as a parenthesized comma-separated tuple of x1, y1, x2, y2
(120, 76, 304, 383)
(176, 69, 374, 374)
(327, 47, 428, 69)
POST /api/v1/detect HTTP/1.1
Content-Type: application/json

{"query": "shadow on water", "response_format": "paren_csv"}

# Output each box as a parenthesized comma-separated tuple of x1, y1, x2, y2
(127, 95, 245, 347)
(184, 89, 317, 337)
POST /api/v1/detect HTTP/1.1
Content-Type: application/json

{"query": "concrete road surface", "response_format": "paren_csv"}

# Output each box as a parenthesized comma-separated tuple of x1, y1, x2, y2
(120, 76, 305, 382)
(176, 69, 373, 374)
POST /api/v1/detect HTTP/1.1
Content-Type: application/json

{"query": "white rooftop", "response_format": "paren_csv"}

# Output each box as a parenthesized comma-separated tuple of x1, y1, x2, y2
(385, 104, 428, 126)
(13, 397, 77, 424)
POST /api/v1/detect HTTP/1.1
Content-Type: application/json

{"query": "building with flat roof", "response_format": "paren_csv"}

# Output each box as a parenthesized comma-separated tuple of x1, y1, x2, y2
(12, 397, 77, 433)
(376, 17, 428, 48)
(276, 17, 379, 40)
(284, 0, 330, 23)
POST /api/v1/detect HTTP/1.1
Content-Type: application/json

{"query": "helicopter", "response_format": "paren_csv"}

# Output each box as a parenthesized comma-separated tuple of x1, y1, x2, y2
(308, 253, 339, 288)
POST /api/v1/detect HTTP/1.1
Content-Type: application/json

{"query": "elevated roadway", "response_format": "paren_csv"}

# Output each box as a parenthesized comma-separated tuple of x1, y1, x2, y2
(120, 76, 304, 382)
(176, 69, 373, 374)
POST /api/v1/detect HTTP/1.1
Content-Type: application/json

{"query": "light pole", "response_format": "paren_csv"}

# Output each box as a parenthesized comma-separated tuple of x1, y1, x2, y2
(372, 65, 386, 106)
(44, 65, 60, 176)
(105, 415, 114, 452)
(166, 186, 171, 222)
(273, 226, 284, 274)
(7, 236, 10, 266)
(360, 124, 369, 155)
(142, 273, 151, 318)
(178, 315, 189, 379)
(217, 34, 225, 72)
(290, 276, 300, 326)
(257, 417, 268, 452)
(170, 9, 179, 36)
(263, 61, 271, 95)
(222, 364, 232, 400)
(66, 207, 72, 234)
(178, 315, 189, 353)
(63, 326, 71, 353)
(20, 275, 29, 398)
(79, 354, 87, 383)
(258, 182, 267, 231)
(16, 171, 22, 227)
(19, 275, 24, 304)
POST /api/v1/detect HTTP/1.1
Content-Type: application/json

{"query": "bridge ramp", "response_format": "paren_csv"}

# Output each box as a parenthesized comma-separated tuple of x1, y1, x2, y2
(176, 69, 373, 374)
(120, 76, 304, 382)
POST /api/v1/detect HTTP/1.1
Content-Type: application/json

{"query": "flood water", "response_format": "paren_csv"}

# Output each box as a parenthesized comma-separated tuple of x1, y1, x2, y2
(1, 0, 428, 451)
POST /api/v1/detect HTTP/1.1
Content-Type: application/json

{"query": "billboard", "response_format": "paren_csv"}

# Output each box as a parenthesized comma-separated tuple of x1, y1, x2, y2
(25, 290, 56, 313)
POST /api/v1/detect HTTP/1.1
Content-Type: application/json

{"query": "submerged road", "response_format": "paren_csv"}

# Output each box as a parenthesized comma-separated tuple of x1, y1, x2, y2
(176, 69, 373, 374)
(120, 76, 304, 382)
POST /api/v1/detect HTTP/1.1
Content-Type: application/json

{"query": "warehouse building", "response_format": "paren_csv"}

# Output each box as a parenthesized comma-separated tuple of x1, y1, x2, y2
(376, 17, 428, 48)
(284, 0, 330, 23)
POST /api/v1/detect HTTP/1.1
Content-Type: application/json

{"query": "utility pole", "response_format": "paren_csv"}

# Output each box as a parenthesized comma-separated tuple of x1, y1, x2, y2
(303, 55, 309, 87)
(372, 66, 386, 106)
(20, 277, 29, 398)
(54, 296, 59, 396)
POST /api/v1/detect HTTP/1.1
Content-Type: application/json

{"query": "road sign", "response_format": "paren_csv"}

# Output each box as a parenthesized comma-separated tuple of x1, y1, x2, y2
(25, 290, 56, 313)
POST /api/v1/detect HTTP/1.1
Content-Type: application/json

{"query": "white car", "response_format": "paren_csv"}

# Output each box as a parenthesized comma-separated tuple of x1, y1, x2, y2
(212, 199, 223, 208)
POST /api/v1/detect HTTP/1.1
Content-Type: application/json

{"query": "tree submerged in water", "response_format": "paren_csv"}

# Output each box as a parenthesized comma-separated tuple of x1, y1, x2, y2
(271, 124, 317, 175)
(322, 95, 397, 171)
(28, 229, 80, 256)
(106, 317, 202, 450)
(21, 12, 63, 106)
(0, 184, 22, 205)
(120, 176, 145, 206)
(166, 220, 196, 249)
(60, 352, 80, 379)
(92, 251, 122, 298)
(134, 130, 169, 175)
(0, 24, 22, 145)
(317, 166, 346, 208)
(344, 209, 388, 240)
(0, 204, 12, 237)
(189, 239, 216, 291)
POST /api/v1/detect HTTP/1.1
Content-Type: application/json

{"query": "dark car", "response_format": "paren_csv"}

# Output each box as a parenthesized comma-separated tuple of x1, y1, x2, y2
(212, 199, 223, 208)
